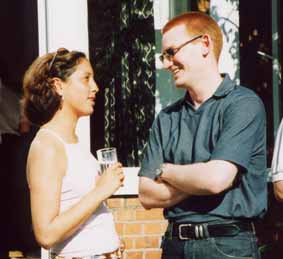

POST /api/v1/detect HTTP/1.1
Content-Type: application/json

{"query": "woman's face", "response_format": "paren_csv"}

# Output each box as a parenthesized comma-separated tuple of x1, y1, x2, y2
(61, 58, 99, 117)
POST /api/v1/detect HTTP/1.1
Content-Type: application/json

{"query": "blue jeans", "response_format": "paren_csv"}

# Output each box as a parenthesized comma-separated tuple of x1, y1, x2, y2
(161, 231, 261, 259)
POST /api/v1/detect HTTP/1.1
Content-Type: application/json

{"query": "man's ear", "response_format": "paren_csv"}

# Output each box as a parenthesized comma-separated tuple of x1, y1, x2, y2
(52, 77, 64, 97)
(201, 34, 211, 57)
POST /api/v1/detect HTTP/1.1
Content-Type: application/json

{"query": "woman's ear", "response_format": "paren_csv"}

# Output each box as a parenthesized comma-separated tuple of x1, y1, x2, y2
(52, 77, 64, 97)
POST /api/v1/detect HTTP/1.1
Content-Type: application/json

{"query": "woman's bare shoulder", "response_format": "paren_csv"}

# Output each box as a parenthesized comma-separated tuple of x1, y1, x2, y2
(29, 131, 65, 158)
(27, 131, 67, 183)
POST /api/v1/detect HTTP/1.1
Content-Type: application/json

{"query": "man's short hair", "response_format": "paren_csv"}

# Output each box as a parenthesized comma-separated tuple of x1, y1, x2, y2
(162, 12, 223, 61)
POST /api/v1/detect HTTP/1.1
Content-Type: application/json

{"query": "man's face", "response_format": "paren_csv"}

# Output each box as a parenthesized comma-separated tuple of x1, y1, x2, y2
(161, 25, 203, 89)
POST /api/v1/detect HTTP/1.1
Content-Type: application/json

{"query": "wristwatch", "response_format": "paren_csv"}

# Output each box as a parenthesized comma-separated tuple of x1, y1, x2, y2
(154, 167, 163, 181)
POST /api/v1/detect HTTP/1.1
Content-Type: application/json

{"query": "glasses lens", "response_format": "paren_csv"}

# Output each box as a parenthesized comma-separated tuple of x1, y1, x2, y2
(159, 49, 175, 63)
(165, 48, 175, 56)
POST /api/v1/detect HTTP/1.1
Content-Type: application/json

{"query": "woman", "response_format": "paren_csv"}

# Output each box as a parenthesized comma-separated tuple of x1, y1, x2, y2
(22, 48, 124, 259)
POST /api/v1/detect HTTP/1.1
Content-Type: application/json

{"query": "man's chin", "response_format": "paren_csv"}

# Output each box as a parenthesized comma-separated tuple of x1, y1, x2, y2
(174, 81, 186, 89)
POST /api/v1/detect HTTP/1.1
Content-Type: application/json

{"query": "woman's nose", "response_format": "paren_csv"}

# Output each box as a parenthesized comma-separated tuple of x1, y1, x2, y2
(91, 78, 99, 93)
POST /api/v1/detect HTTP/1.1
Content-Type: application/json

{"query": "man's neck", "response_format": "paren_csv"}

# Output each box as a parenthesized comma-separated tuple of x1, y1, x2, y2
(188, 72, 223, 108)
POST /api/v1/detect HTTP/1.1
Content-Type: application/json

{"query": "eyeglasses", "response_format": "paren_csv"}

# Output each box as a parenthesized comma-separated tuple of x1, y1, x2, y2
(159, 35, 203, 63)
(48, 47, 69, 73)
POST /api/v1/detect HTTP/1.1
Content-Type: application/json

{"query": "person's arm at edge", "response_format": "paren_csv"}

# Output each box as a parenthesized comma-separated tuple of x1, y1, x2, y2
(273, 181, 283, 202)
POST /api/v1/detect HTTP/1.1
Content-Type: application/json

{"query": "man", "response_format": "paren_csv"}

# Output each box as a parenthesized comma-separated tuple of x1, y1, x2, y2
(138, 12, 267, 259)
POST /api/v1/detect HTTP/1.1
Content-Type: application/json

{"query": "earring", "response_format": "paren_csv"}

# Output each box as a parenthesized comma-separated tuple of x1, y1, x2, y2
(59, 95, 64, 110)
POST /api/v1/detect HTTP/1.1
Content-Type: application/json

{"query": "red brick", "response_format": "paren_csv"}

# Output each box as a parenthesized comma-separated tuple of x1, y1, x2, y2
(124, 223, 142, 235)
(136, 208, 164, 220)
(115, 223, 124, 235)
(125, 251, 143, 259)
(126, 198, 142, 207)
(144, 223, 164, 235)
(145, 250, 162, 259)
(135, 236, 160, 249)
(122, 237, 134, 249)
(116, 209, 135, 221)
(107, 198, 125, 208)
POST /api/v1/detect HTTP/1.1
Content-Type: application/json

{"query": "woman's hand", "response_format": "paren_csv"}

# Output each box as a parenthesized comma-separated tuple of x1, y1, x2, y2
(118, 238, 125, 256)
(95, 162, 124, 200)
(103, 239, 125, 259)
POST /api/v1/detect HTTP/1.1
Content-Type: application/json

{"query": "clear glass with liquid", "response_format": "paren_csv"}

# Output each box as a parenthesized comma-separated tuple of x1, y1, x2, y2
(96, 147, 118, 175)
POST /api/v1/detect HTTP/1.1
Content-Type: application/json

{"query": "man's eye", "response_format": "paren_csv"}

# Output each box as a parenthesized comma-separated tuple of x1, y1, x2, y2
(166, 48, 175, 56)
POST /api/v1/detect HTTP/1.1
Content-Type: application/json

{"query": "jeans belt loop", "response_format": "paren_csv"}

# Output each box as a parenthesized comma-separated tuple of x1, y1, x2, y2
(202, 223, 209, 238)
(251, 222, 256, 235)
(166, 221, 174, 240)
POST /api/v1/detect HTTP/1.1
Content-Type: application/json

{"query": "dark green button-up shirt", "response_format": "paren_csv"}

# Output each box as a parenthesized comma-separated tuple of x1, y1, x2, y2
(139, 74, 267, 223)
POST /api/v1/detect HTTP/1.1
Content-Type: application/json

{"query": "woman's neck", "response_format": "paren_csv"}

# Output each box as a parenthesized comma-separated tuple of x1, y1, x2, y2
(42, 111, 79, 143)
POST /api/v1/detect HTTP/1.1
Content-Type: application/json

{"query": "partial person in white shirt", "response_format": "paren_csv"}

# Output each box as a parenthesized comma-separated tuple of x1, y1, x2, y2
(272, 119, 283, 202)
(22, 48, 125, 259)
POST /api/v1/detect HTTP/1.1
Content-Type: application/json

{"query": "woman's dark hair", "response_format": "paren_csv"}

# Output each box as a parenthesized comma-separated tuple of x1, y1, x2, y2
(22, 48, 86, 125)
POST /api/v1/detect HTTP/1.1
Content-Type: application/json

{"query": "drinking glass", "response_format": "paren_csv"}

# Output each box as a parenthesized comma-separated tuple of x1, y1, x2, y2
(96, 147, 118, 175)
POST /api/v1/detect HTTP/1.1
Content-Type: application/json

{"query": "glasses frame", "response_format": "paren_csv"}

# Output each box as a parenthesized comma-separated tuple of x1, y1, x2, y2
(159, 35, 203, 63)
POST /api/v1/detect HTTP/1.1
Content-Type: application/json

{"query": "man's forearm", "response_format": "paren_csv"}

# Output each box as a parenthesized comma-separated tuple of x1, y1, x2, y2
(140, 187, 188, 209)
(160, 161, 237, 195)
(139, 177, 189, 209)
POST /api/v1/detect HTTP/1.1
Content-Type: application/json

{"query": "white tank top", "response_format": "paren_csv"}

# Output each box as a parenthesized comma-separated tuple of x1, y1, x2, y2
(39, 128, 119, 257)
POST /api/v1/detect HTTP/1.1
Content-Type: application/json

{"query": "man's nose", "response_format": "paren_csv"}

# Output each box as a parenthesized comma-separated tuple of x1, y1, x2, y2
(162, 58, 173, 70)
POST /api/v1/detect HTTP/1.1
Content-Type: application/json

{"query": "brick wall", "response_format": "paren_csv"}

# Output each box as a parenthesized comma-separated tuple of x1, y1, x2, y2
(106, 197, 167, 259)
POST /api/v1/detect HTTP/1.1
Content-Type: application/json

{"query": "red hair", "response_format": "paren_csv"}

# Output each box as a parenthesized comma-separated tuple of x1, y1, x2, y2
(162, 12, 223, 61)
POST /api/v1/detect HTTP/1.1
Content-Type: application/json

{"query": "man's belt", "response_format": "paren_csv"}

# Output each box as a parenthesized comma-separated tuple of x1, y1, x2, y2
(168, 221, 255, 240)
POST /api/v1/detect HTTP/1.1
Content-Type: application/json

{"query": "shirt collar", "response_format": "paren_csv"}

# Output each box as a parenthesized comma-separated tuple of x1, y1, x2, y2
(213, 73, 236, 98)
(182, 73, 236, 106)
